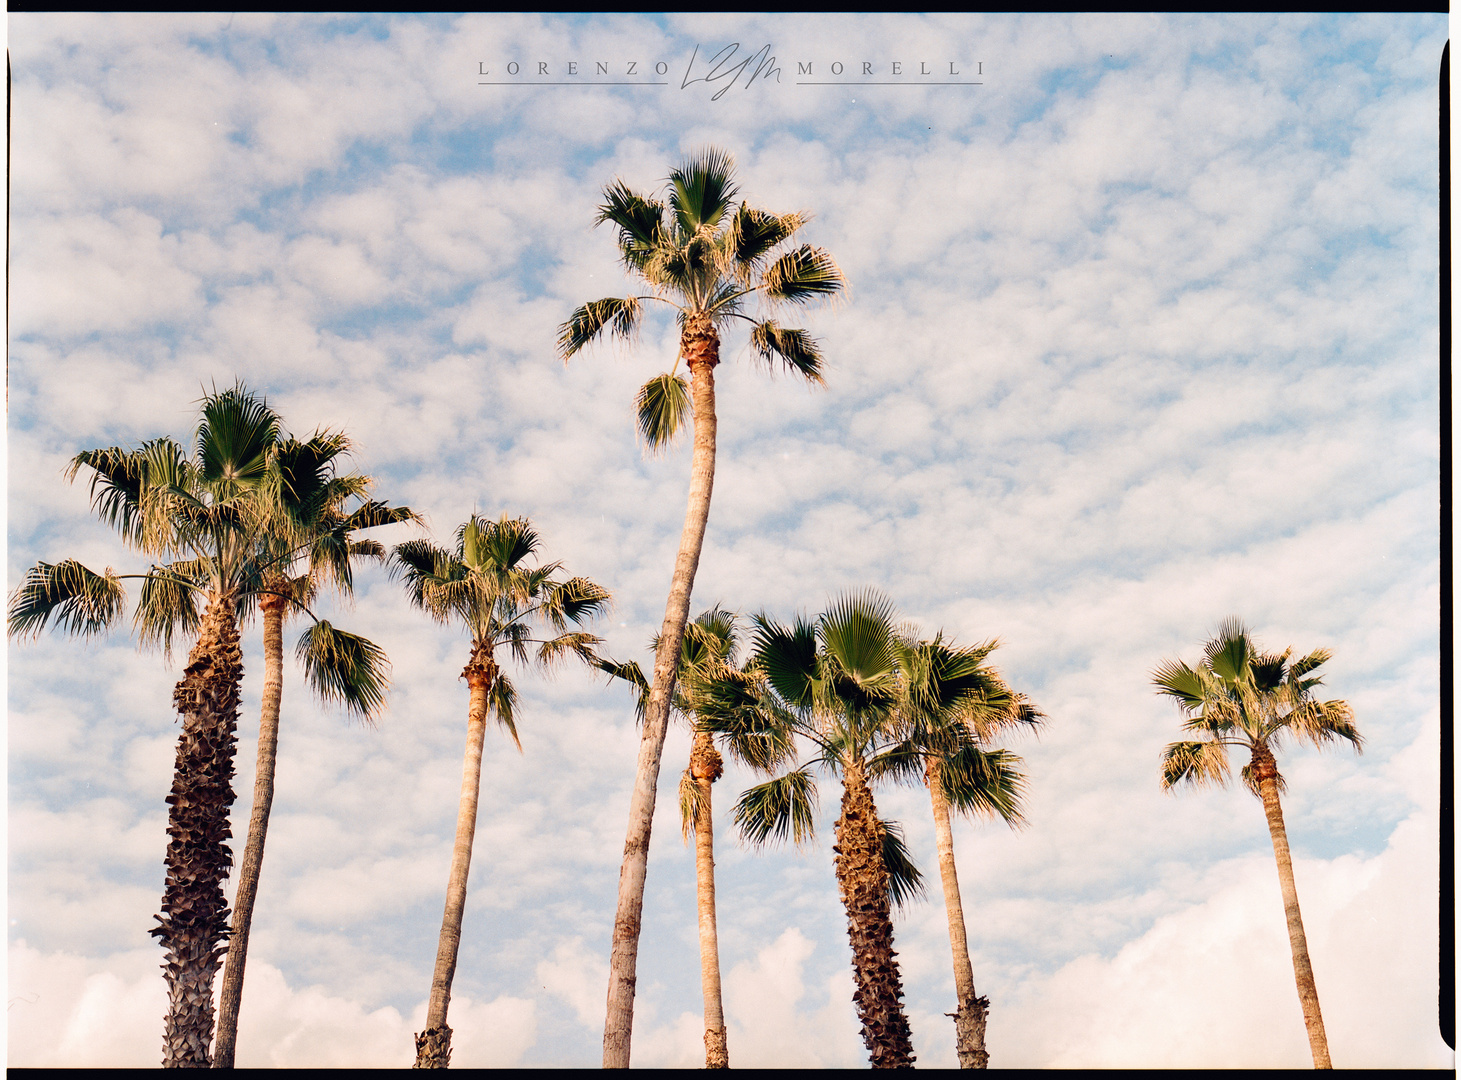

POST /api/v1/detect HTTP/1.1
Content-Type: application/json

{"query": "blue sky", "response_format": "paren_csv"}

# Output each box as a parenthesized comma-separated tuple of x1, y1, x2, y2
(6, 12, 1449, 1068)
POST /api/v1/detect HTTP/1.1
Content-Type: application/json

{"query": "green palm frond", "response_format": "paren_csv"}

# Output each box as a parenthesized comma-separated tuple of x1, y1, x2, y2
(487, 671, 521, 750)
(734, 768, 818, 847)
(876, 817, 926, 911)
(295, 620, 390, 721)
(1151, 657, 1207, 712)
(730, 205, 805, 271)
(597, 656, 650, 724)
(389, 539, 461, 621)
(596, 181, 667, 267)
(559, 297, 644, 358)
(761, 245, 844, 304)
(1287, 648, 1332, 680)
(940, 746, 1027, 825)
(635, 372, 692, 454)
(195, 382, 280, 494)
(690, 667, 798, 774)
(819, 590, 900, 692)
(867, 739, 927, 787)
(667, 147, 739, 236)
(134, 564, 203, 656)
(748, 322, 825, 384)
(1203, 618, 1253, 683)
(1161, 739, 1229, 790)
(8, 559, 127, 639)
(751, 613, 819, 709)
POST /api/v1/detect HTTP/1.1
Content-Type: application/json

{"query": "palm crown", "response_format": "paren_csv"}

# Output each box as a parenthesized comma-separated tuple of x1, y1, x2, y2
(1155, 616, 1361, 794)
(559, 148, 844, 449)
(390, 515, 610, 744)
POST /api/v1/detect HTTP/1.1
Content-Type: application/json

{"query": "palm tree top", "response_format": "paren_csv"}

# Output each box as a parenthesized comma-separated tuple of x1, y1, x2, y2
(559, 146, 844, 383)
(1155, 618, 1361, 794)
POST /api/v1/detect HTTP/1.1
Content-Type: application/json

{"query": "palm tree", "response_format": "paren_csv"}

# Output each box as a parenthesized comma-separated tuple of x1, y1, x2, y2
(559, 147, 844, 1068)
(597, 607, 795, 1069)
(732, 591, 925, 1069)
(1154, 618, 1361, 1070)
(886, 635, 1041, 1069)
(212, 433, 418, 1069)
(391, 514, 610, 1068)
(7, 385, 389, 1067)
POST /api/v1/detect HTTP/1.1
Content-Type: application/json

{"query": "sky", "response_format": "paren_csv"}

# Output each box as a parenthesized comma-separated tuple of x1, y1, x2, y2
(5, 12, 1451, 1069)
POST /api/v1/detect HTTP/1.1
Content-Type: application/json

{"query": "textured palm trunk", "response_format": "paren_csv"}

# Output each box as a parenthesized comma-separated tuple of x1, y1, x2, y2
(834, 760, 916, 1069)
(212, 591, 288, 1068)
(414, 648, 497, 1069)
(154, 593, 243, 1068)
(1251, 742, 1332, 1069)
(603, 318, 720, 1069)
(690, 732, 729, 1068)
(928, 760, 989, 1069)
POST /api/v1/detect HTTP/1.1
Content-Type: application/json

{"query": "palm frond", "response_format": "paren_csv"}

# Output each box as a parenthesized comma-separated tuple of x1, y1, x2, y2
(751, 613, 819, 709)
(536, 630, 603, 671)
(730, 205, 805, 271)
(597, 656, 650, 725)
(748, 322, 826, 384)
(134, 564, 203, 656)
(1151, 658, 1206, 712)
(679, 767, 709, 842)
(295, 620, 390, 722)
(876, 817, 926, 912)
(761, 245, 844, 304)
(8, 560, 127, 639)
(1161, 739, 1229, 790)
(667, 148, 739, 236)
(940, 746, 1028, 825)
(635, 372, 692, 454)
(558, 297, 643, 358)
(487, 671, 520, 750)
(596, 181, 667, 269)
(734, 768, 817, 847)
(195, 382, 279, 493)
(866, 739, 927, 787)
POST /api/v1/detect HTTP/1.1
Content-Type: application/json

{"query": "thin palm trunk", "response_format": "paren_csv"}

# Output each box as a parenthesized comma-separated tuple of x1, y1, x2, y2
(835, 760, 916, 1069)
(928, 760, 989, 1069)
(155, 593, 243, 1068)
(690, 731, 728, 1068)
(1251, 743, 1332, 1069)
(414, 652, 496, 1069)
(603, 326, 719, 1069)
(213, 593, 288, 1068)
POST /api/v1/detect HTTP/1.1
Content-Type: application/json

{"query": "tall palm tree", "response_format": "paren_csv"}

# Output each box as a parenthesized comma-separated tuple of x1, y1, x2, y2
(732, 591, 925, 1069)
(885, 635, 1041, 1069)
(7, 385, 389, 1067)
(213, 433, 418, 1069)
(1154, 618, 1360, 1070)
(559, 147, 844, 1068)
(391, 515, 610, 1068)
(597, 607, 795, 1069)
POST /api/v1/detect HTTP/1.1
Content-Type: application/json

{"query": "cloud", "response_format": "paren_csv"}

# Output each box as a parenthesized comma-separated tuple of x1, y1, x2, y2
(6, 943, 535, 1068)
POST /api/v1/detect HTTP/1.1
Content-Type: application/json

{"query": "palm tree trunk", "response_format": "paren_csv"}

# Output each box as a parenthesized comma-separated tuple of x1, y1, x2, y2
(603, 322, 720, 1069)
(212, 592, 288, 1068)
(154, 593, 243, 1068)
(1251, 743, 1332, 1069)
(414, 650, 497, 1069)
(690, 732, 728, 1068)
(835, 760, 916, 1069)
(928, 760, 989, 1068)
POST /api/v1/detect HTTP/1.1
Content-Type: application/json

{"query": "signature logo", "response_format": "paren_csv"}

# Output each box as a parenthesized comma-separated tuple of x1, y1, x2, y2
(477, 43, 979, 99)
